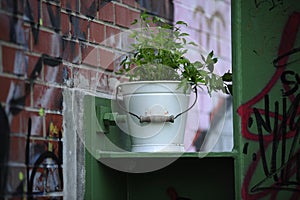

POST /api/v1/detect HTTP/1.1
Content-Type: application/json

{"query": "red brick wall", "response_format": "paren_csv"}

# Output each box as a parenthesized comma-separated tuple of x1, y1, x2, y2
(0, 0, 148, 199)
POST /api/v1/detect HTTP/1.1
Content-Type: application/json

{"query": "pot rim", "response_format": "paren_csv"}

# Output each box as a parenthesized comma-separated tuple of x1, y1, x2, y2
(118, 80, 183, 86)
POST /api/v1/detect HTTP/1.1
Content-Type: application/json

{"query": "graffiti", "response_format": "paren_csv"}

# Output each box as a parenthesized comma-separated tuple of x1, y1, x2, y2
(238, 12, 300, 199)
(254, 0, 284, 11)
(26, 118, 63, 198)
(193, 6, 226, 55)
(251, 94, 300, 191)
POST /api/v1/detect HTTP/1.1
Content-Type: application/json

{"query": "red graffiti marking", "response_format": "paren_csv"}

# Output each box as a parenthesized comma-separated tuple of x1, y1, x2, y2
(237, 12, 300, 141)
(238, 12, 300, 200)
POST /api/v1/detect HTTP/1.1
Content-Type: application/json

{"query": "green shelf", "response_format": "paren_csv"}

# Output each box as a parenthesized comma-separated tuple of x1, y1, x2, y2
(96, 150, 238, 159)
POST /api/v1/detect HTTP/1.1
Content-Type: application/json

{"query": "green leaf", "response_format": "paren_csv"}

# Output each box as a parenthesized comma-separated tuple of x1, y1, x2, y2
(131, 19, 138, 25)
(179, 33, 189, 37)
(176, 21, 188, 26)
(222, 72, 232, 82)
(188, 41, 197, 46)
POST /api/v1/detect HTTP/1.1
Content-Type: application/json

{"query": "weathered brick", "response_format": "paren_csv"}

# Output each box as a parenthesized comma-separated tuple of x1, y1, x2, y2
(70, 15, 89, 41)
(98, 2, 114, 23)
(94, 72, 109, 92)
(45, 113, 63, 138)
(81, 44, 100, 67)
(80, 0, 98, 19)
(42, 2, 61, 32)
(0, 76, 30, 108)
(115, 4, 140, 28)
(2, 46, 30, 76)
(6, 166, 26, 193)
(89, 21, 105, 44)
(27, 54, 41, 80)
(29, 111, 46, 137)
(61, 0, 80, 13)
(31, 30, 62, 57)
(44, 62, 64, 85)
(2, 46, 17, 74)
(1, 0, 24, 14)
(24, 0, 39, 24)
(99, 47, 115, 71)
(73, 67, 91, 88)
(29, 139, 48, 162)
(105, 25, 121, 48)
(122, 0, 136, 8)
(61, 12, 70, 36)
(0, 13, 11, 42)
(9, 135, 26, 163)
(0, 76, 14, 103)
(62, 39, 81, 64)
(33, 84, 63, 111)
(62, 65, 73, 87)
(10, 110, 44, 137)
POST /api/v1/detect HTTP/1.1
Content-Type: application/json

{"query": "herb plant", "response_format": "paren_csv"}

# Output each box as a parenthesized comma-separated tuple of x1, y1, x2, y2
(118, 13, 232, 95)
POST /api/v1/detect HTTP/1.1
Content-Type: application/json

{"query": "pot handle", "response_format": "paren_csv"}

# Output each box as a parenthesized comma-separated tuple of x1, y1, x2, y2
(140, 115, 175, 123)
(115, 85, 198, 123)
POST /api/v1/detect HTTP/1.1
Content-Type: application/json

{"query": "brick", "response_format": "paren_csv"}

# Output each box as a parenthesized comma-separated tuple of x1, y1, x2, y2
(33, 84, 63, 111)
(42, 2, 61, 32)
(24, 0, 39, 24)
(44, 62, 64, 85)
(46, 139, 61, 159)
(61, 12, 70, 36)
(80, 0, 98, 19)
(0, 76, 30, 109)
(6, 166, 26, 192)
(2, 46, 29, 76)
(29, 111, 45, 137)
(2, 46, 17, 74)
(9, 135, 26, 163)
(98, 2, 114, 23)
(89, 21, 105, 44)
(0, 13, 11, 42)
(61, 0, 80, 13)
(115, 4, 140, 28)
(99, 48, 115, 71)
(105, 26, 122, 48)
(1, 0, 24, 14)
(73, 67, 91, 88)
(29, 139, 48, 162)
(122, 0, 136, 8)
(10, 110, 44, 137)
(45, 113, 63, 138)
(70, 15, 89, 41)
(31, 30, 63, 57)
(81, 44, 100, 67)
(27, 54, 41, 80)
(0, 76, 13, 103)
(62, 39, 80, 64)
(95, 72, 109, 92)
(62, 65, 73, 87)
(10, 109, 26, 135)
(7, 18, 30, 46)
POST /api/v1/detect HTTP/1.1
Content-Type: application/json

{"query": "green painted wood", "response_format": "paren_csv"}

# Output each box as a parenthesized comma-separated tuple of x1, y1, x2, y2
(232, 0, 300, 199)
(85, 150, 128, 200)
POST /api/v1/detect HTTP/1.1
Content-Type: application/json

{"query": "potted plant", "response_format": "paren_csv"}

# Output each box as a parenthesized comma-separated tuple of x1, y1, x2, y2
(115, 13, 232, 152)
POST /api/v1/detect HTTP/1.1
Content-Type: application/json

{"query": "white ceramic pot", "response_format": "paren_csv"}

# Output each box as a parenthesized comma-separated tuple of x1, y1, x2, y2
(116, 81, 191, 152)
